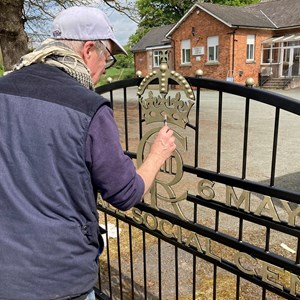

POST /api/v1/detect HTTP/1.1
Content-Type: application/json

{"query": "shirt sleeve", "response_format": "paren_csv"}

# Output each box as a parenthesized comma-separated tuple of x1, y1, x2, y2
(86, 105, 144, 210)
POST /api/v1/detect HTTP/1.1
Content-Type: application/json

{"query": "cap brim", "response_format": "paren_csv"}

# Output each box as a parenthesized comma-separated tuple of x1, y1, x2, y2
(111, 39, 127, 56)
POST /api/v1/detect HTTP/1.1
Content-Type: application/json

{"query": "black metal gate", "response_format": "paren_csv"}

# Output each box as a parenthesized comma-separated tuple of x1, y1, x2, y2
(94, 65, 300, 300)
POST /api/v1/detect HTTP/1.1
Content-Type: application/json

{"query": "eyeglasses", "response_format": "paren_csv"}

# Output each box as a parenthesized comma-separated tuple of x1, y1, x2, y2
(101, 42, 117, 70)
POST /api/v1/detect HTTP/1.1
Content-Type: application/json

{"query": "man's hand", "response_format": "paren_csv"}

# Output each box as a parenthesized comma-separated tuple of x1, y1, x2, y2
(148, 125, 176, 165)
(137, 125, 176, 195)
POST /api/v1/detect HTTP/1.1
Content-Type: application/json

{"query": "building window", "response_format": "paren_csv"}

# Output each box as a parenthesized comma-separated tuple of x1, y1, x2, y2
(261, 43, 281, 64)
(153, 50, 161, 67)
(207, 36, 219, 62)
(153, 49, 169, 67)
(247, 35, 255, 61)
(181, 39, 191, 64)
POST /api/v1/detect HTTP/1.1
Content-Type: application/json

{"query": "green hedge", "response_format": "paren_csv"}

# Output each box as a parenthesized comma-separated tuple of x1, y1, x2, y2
(97, 67, 135, 86)
(0, 65, 135, 82)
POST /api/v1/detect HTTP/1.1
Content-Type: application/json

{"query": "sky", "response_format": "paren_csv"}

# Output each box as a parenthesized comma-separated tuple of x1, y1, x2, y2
(26, 2, 138, 48)
(102, 6, 138, 46)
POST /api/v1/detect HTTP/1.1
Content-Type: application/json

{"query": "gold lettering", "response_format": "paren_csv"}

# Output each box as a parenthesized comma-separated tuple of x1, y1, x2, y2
(132, 208, 143, 225)
(105, 203, 117, 213)
(226, 186, 250, 212)
(137, 127, 188, 220)
(143, 212, 158, 230)
(158, 219, 174, 238)
(115, 209, 126, 217)
(254, 196, 280, 222)
(174, 225, 183, 243)
(234, 252, 257, 275)
(152, 190, 188, 221)
(97, 195, 106, 207)
(161, 156, 175, 175)
(281, 200, 300, 227)
(261, 261, 284, 290)
(290, 273, 300, 296)
(205, 238, 221, 261)
(197, 179, 215, 200)
(185, 232, 203, 252)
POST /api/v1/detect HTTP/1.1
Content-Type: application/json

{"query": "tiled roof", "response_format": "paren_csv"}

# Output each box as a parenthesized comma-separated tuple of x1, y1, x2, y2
(167, 0, 300, 37)
(133, 0, 300, 51)
(199, 0, 300, 28)
(251, 0, 300, 28)
(131, 24, 174, 52)
(198, 3, 274, 28)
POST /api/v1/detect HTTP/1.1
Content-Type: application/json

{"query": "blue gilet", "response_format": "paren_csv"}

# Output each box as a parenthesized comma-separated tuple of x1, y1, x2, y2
(0, 64, 108, 299)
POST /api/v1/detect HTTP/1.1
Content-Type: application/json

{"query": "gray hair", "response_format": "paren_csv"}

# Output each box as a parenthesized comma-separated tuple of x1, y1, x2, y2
(59, 39, 110, 56)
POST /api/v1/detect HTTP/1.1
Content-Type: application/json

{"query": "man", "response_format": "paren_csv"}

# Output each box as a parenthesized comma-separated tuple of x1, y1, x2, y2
(0, 6, 175, 300)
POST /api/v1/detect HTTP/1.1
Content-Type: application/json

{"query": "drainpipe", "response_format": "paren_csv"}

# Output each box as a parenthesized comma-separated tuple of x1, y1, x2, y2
(230, 27, 238, 80)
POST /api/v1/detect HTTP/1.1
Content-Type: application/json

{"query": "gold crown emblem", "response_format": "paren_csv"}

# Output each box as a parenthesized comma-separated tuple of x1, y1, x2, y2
(137, 63, 195, 128)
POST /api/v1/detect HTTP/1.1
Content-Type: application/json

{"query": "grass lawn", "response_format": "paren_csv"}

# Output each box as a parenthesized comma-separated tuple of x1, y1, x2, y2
(97, 67, 135, 87)
(0, 65, 135, 84)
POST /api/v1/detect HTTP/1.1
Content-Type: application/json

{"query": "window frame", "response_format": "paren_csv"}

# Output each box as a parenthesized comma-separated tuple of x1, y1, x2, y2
(153, 50, 161, 67)
(247, 34, 255, 62)
(207, 36, 219, 63)
(181, 39, 191, 64)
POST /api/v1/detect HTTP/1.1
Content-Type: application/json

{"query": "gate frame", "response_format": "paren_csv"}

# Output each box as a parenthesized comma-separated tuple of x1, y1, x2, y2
(94, 73, 300, 300)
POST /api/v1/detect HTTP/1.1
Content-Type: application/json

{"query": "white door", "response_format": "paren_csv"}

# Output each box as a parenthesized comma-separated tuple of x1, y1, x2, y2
(282, 48, 291, 77)
(292, 47, 300, 76)
(282, 47, 300, 77)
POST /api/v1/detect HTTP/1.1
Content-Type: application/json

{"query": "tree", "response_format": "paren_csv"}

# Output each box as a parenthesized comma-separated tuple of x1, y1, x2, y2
(135, 0, 261, 28)
(101, 0, 139, 25)
(136, 0, 198, 29)
(0, 0, 28, 70)
(0, 0, 101, 70)
(124, 0, 198, 48)
(0, 0, 261, 70)
(127, 0, 260, 48)
(115, 44, 134, 69)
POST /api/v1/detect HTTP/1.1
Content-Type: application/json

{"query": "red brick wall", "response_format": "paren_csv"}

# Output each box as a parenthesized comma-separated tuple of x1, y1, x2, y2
(172, 8, 232, 80)
(133, 6, 299, 85)
(233, 29, 272, 84)
(134, 51, 148, 77)
(134, 48, 174, 77)
(170, 7, 274, 85)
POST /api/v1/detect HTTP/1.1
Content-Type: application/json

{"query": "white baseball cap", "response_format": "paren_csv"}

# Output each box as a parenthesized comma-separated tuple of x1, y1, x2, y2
(51, 6, 127, 55)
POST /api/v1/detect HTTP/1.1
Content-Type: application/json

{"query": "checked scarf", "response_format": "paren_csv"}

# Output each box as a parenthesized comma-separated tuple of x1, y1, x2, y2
(13, 39, 94, 90)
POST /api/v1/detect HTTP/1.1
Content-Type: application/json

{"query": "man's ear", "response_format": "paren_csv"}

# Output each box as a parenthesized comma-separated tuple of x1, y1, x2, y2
(80, 41, 95, 64)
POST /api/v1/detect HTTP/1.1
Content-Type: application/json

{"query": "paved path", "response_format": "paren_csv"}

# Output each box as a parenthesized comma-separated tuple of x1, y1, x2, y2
(271, 87, 300, 100)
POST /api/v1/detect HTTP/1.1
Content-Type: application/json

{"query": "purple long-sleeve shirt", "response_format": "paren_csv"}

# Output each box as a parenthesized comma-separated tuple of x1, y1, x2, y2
(86, 105, 144, 210)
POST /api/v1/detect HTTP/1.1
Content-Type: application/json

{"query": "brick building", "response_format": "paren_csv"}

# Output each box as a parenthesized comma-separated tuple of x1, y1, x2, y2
(132, 0, 300, 87)
(132, 24, 175, 76)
